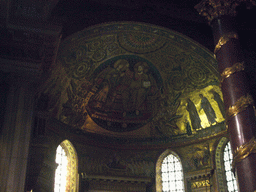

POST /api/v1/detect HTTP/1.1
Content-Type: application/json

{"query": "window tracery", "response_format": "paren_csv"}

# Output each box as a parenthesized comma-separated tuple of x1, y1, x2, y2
(156, 149, 185, 192)
(224, 141, 238, 192)
(215, 137, 238, 192)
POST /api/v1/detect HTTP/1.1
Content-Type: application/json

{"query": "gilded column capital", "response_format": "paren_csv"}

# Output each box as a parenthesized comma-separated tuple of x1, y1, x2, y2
(195, 0, 256, 24)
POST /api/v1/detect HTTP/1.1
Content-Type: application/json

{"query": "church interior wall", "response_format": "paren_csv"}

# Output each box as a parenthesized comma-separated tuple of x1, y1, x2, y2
(24, 112, 228, 192)
(1, 1, 256, 192)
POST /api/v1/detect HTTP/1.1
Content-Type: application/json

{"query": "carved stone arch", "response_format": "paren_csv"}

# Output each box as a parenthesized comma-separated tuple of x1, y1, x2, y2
(56, 139, 79, 192)
(156, 149, 184, 192)
(215, 137, 229, 192)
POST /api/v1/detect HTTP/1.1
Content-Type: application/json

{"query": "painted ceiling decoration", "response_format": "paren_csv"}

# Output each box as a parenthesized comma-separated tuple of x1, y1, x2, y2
(40, 22, 225, 139)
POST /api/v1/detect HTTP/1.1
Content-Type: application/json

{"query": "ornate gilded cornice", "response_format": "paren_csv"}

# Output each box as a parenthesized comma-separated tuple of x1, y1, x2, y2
(195, 0, 256, 24)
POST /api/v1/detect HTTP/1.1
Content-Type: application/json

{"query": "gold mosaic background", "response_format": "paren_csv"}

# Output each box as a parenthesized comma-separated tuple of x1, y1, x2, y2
(41, 22, 224, 139)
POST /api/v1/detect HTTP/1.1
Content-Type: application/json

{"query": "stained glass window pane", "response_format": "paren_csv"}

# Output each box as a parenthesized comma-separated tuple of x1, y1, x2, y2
(161, 154, 185, 192)
(55, 145, 68, 192)
(224, 142, 238, 192)
(162, 163, 168, 171)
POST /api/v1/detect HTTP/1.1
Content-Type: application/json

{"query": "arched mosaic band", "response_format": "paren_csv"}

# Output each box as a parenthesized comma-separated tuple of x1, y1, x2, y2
(118, 32, 166, 53)
(215, 137, 229, 192)
(61, 140, 78, 192)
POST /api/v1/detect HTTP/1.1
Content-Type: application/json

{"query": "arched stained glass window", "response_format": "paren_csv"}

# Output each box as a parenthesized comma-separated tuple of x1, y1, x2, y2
(215, 138, 238, 192)
(54, 140, 78, 192)
(224, 141, 238, 192)
(156, 150, 185, 192)
(55, 145, 68, 192)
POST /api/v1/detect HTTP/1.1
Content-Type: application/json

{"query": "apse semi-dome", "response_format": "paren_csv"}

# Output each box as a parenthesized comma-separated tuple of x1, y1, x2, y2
(41, 22, 225, 141)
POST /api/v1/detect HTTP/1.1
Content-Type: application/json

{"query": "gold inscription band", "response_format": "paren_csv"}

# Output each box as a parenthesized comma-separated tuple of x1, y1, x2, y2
(220, 61, 245, 83)
(232, 136, 256, 170)
(226, 94, 254, 122)
(214, 32, 238, 55)
(191, 180, 210, 189)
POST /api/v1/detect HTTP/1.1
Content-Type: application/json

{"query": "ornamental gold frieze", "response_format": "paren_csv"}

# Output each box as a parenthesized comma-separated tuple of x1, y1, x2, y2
(195, 0, 256, 24)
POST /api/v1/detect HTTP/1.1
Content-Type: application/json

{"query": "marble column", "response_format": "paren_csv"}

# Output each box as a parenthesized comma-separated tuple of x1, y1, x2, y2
(195, 1, 256, 192)
(0, 74, 35, 192)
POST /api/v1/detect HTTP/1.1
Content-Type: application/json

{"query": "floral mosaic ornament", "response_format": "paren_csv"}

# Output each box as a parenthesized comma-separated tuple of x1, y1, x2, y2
(40, 22, 224, 137)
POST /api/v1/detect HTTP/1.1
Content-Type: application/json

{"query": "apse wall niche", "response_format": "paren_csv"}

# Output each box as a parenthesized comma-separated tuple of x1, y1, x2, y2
(41, 22, 225, 139)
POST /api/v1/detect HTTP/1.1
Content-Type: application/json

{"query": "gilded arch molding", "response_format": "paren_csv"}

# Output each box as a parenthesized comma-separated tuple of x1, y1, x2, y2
(59, 140, 79, 192)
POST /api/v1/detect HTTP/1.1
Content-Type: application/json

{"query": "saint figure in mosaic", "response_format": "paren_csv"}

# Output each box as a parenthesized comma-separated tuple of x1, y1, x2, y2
(186, 98, 201, 130)
(199, 94, 216, 125)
